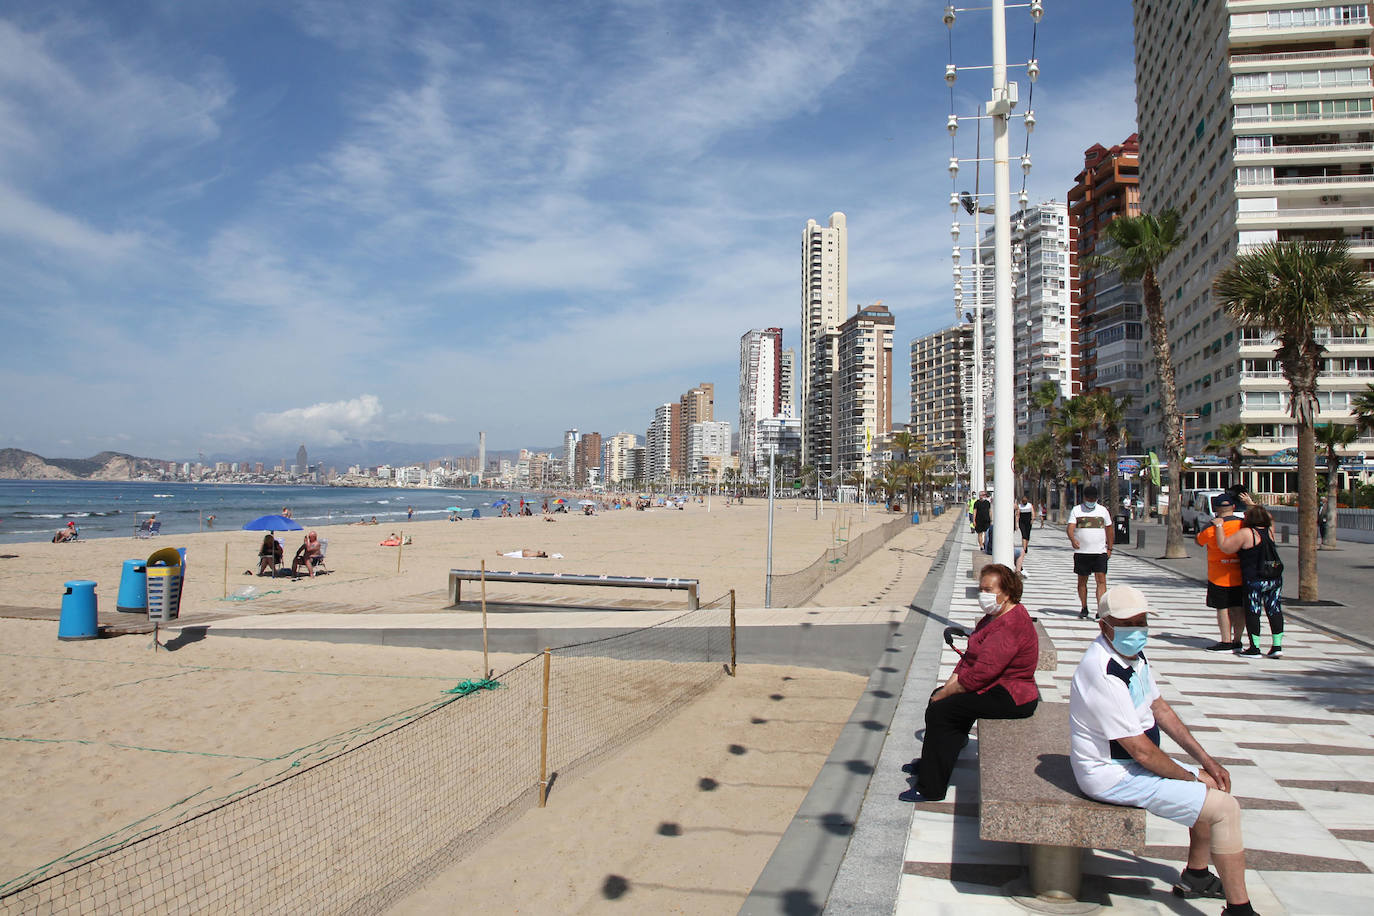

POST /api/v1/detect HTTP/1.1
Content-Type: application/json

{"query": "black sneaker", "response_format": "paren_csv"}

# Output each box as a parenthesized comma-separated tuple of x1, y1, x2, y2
(898, 787, 941, 803)
(1267, 646, 1283, 658)
(1205, 641, 1238, 652)
(901, 759, 919, 775)
(1079, 608, 1090, 619)
(1220, 906, 1261, 916)
(1238, 645, 1262, 657)
(1172, 868, 1225, 899)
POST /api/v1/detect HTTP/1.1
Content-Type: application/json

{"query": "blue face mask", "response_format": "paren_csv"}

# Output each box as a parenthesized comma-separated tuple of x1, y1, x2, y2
(1110, 626, 1148, 657)
(1083, 501, 1097, 511)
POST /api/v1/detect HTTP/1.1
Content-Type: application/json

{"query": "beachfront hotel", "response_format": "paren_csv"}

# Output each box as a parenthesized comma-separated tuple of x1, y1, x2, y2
(833, 303, 896, 480)
(800, 212, 848, 473)
(910, 324, 972, 475)
(739, 327, 784, 479)
(601, 432, 638, 486)
(1132, 0, 1374, 485)
(1070, 134, 1144, 443)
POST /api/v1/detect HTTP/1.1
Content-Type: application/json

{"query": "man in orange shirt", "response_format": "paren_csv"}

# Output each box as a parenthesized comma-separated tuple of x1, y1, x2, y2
(1196, 493, 1245, 652)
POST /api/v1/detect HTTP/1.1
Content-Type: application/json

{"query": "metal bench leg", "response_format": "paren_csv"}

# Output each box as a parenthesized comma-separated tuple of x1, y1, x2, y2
(1028, 844, 1082, 902)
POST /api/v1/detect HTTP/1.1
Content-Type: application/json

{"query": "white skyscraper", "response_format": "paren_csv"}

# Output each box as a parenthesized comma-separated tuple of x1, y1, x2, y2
(800, 212, 848, 469)
(739, 327, 782, 479)
(563, 428, 578, 481)
(688, 420, 731, 481)
(1133, 0, 1374, 478)
(647, 406, 674, 482)
(477, 431, 486, 480)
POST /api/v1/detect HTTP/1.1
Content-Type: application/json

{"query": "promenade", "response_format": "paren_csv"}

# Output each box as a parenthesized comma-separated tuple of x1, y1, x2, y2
(819, 523, 1374, 915)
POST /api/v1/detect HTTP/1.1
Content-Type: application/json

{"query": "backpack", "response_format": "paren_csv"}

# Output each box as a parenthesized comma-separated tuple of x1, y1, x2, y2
(1257, 528, 1284, 581)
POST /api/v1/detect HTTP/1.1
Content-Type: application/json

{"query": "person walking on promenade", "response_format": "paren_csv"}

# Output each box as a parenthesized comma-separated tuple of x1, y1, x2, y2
(899, 563, 1039, 802)
(1071, 585, 1259, 914)
(972, 491, 992, 551)
(1217, 505, 1285, 658)
(1067, 484, 1114, 619)
(1018, 495, 1035, 556)
(1196, 493, 1246, 652)
(1317, 495, 1330, 546)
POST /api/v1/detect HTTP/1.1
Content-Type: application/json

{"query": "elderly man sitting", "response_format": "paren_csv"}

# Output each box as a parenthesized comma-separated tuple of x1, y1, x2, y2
(1070, 585, 1259, 916)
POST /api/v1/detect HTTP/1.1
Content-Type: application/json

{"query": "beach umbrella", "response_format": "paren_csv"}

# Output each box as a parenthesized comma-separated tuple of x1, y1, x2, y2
(552, 498, 566, 505)
(242, 514, 303, 533)
(491, 499, 510, 508)
(445, 506, 462, 512)
(578, 499, 596, 506)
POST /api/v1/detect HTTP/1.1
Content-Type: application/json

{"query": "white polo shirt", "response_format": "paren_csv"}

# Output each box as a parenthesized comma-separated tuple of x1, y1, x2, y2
(1069, 634, 1161, 797)
(1068, 503, 1114, 554)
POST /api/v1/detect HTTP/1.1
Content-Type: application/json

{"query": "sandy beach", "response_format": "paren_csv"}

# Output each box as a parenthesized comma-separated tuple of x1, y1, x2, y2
(0, 502, 954, 910)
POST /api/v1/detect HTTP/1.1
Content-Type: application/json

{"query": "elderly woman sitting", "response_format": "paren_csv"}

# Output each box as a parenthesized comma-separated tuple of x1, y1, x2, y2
(291, 531, 324, 578)
(257, 534, 283, 575)
(900, 563, 1040, 803)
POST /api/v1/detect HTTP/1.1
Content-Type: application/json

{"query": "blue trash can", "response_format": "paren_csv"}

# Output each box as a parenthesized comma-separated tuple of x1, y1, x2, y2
(59, 580, 99, 641)
(116, 560, 147, 613)
(932, 505, 943, 517)
(911, 511, 921, 525)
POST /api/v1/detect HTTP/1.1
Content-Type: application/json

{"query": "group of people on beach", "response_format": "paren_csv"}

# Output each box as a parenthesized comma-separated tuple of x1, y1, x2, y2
(254, 531, 325, 578)
(902, 484, 1283, 915)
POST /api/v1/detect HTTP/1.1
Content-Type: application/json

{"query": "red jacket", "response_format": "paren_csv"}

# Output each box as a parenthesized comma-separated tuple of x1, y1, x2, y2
(954, 603, 1040, 706)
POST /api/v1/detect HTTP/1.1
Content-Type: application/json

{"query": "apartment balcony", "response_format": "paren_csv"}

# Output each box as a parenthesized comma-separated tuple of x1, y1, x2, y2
(1234, 110, 1374, 133)
(1230, 46, 1374, 71)
(1231, 81, 1374, 106)
(1235, 142, 1374, 166)
(1236, 204, 1374, 230)
(1228, 16, 1372, 50)
(1236, 172, 1374, 197)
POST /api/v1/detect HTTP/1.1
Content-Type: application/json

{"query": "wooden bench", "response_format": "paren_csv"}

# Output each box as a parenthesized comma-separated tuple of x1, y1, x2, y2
(448, 569, 699, 609)
(978, 702, 1145, 902)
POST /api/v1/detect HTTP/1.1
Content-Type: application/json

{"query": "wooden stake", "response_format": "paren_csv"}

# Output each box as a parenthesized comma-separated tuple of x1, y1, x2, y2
(223, 542, 228, 598)
(481, 560, 490, 678)
(539, 648, 551, 807)
(397, 534, 403, 574)
(729, 589, 737, 677)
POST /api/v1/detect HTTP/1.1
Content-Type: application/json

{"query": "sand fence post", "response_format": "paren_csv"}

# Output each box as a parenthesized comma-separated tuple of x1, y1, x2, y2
(480, 560, 490, 678)
(223, 543, 228, 598)
(539, 647, 551, 807)
(729, 589, 737, 677)
(396, 534, 403, 575)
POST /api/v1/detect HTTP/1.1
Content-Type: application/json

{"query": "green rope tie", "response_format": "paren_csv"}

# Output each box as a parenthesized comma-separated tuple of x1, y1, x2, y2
(443, 677, 501, 696)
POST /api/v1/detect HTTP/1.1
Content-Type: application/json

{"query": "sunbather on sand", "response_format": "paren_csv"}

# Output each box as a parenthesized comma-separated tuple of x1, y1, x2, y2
(496, 549, 564, 558)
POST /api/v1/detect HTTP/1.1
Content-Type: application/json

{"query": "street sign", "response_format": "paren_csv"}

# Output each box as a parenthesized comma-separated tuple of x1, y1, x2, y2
(1117, 458, 1142, 475)
(793, 480, 802, 489)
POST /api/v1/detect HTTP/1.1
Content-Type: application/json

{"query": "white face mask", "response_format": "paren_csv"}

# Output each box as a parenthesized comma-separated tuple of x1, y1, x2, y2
(977, 591, 1001, 613)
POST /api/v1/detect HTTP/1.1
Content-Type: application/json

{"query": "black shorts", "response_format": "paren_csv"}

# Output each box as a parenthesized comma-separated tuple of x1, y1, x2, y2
(1206, 582, 1245, 609)
(1019, 521, 1033, 541)
(1074, 553, 1109, 576)
(974, 520, 991, 533)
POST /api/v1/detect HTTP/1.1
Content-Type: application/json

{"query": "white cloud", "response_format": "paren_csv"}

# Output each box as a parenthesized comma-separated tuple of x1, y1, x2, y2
(0, 183, 140, 258)
(254, 395, 386, 446)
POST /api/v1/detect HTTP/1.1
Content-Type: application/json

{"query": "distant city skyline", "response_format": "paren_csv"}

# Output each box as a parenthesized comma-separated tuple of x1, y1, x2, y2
(1, 2, 1138, 457)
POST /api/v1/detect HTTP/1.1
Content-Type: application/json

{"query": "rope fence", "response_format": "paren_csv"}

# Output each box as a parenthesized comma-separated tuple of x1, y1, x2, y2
(0, 593, 736, 915)
(768, 514, 913, 607)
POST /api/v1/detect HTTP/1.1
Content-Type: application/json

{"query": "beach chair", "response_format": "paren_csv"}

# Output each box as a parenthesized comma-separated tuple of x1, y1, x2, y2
(311, 539, 328, 574)
(136, 520, 161, 538)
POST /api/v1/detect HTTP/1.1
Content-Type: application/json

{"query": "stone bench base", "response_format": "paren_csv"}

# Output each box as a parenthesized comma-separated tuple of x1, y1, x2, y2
(979, 702, 1145, 903)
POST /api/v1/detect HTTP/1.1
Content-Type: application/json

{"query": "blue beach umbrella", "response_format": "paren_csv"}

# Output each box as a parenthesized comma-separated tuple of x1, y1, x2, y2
(491, 499, 510, 508)
(242, 514, 303, 533)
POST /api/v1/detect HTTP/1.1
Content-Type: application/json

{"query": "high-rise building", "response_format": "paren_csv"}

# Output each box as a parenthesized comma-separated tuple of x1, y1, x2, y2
(477, 431, 487, 483)
(1133, 0, 1374, 467)
(800, 212, 848, 468)
(602, 433, 638, 486)
(688, 421, 731, 481)
(563, 429, 578, 482)
(739, 328, 783, 479)
(295, 444, 308, 478)
(910, 324, 973, 473)
(574, 432, 602, 486)
(678, 383, 714, 477)
(647, 405, 675, 482)
(833, 303, 896, 477)
(780, 348, 796, 418)
(976, 202, 1077, 443)
(1071, 134, 1145, 442)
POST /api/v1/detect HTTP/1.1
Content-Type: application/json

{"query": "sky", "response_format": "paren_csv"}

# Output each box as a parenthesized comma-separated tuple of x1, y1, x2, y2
(0, 0, 1139, 462)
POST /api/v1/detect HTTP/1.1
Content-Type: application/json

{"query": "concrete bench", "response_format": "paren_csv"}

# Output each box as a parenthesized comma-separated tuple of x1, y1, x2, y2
(945, 618, 1055, 672)
(978, 702, 1145, 902)
(966, 549, 993, 579)
(448, 569, 699, 609)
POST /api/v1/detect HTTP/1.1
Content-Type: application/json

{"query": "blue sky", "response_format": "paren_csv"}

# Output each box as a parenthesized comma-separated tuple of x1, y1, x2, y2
(0, 0, 1138, 460)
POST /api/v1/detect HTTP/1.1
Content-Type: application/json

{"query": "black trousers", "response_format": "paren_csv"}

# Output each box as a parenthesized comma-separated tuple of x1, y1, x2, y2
(916, 685, 1037, 800)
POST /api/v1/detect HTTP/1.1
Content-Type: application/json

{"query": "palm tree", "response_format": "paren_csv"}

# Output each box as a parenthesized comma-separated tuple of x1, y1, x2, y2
(913, 453, 940, 514)
(1089, 391, 1133, 513)
(1214, 239, 1374, 599)
(880, 466, 903, 511)
(1315, 422, 1360, 546)
(1085, 210, 1188, 557)
(1353, 384, 1374, 435)
(1203, 422, 1258, 490)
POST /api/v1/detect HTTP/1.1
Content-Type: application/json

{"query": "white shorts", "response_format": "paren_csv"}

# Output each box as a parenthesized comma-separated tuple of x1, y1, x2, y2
(1092, 760, 1207, 827)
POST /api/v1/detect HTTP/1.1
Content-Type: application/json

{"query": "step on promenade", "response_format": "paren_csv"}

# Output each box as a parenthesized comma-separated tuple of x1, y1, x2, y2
(833, 526, 1374, 915)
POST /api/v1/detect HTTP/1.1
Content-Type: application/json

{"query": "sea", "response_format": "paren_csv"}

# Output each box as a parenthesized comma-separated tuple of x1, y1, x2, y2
(0, 480, 553, 544)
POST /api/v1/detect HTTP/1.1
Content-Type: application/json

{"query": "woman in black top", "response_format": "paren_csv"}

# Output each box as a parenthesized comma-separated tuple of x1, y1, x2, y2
(1216, 505, 1284, 658)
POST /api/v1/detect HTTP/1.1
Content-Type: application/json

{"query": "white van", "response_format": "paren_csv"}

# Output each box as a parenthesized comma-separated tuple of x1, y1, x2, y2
(1181, 489, 1227, 534)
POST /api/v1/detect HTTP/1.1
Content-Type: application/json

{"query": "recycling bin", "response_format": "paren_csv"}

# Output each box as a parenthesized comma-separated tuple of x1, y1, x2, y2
(146, 548, 183, 623)
(116, 560, 147, 613)
(58, 580, 99, 641)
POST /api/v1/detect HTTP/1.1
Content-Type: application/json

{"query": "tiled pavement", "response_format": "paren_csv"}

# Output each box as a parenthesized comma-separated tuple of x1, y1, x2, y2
(893, 527, 1374, 916)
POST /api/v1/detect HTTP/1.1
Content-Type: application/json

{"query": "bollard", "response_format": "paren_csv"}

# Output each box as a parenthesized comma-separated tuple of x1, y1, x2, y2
(1136, 529, 1146, 550)
(1281, 525, 1290, 544)
(58, 580, 99, 641)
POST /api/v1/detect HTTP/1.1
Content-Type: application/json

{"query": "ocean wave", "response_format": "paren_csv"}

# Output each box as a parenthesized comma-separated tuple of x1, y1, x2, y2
(153, 494, 174, 498)
(11, 512, 63, 519)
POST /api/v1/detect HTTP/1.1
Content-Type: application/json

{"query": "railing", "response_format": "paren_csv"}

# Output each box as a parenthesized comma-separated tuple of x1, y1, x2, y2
(1237, 206, 1374, 219)
(1234, 78, 1374, 93)
(1237, 173, 1374, 187)
(1240, 369, 1287, 378)
(1231, 16, 1371, 32)
(1236, 111, 1374, 123)
(1235, 142, 1374, 157)
(1231, 47, 1374, 64)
